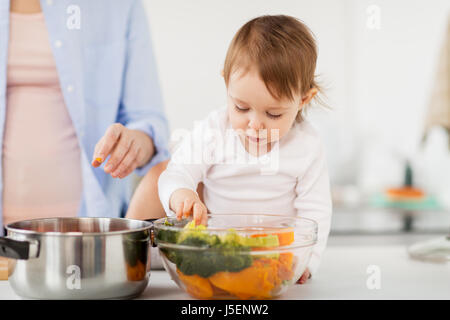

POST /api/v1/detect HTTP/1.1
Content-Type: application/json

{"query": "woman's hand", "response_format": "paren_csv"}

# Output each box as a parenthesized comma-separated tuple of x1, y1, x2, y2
(170, 188, 208, 225)
(297, 268, 311, 284)
(92, 123, 155, 179)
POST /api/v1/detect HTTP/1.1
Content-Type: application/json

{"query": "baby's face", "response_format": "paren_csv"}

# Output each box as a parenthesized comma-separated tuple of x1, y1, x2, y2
(227, 68, 301, 151)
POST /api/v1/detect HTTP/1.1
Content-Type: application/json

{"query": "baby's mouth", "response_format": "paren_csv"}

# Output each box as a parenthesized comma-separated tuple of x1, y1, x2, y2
(246, 135, 266, 143)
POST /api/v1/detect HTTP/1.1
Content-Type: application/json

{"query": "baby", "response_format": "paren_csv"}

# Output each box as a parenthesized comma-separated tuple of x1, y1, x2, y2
(135, 15, 332, 282)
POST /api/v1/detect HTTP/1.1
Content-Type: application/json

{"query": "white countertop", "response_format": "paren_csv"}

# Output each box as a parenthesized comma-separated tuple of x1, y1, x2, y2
(1, 234, 449, 300)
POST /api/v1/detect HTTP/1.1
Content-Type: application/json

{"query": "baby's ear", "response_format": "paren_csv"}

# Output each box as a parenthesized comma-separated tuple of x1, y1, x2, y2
(221, 69, 224, 77)
(301, 87, 318, 106)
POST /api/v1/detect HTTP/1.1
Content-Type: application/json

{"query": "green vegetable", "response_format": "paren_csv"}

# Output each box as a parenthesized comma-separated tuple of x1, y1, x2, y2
(219, 228, 280, 260)
(156, 219, 180, 263)
(164, 218, 173, 226)
(156, 220, 253, 277)
(177, 221, 220, 246)
(238, 234, 279, 248)
(282, 280, 291, 286)
(252, 252, 280, 260)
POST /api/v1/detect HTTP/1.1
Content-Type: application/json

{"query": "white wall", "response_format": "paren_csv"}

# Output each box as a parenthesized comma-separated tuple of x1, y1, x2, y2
(143, 0, 351, 179)
(346, 0, 450, 198)
(142, 0, 450, 203)
(143, 0, 349, 130)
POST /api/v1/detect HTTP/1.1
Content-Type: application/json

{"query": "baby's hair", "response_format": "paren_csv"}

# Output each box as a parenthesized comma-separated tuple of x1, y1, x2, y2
(223, 15, 327, 121)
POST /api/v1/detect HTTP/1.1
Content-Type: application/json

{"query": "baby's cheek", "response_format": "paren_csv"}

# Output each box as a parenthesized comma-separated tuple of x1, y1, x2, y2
(229, 114, 246, 132)
(270, 116, 296, 141)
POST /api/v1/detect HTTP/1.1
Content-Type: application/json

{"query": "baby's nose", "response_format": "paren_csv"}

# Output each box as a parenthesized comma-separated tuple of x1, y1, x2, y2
(248, 118, 264, 131)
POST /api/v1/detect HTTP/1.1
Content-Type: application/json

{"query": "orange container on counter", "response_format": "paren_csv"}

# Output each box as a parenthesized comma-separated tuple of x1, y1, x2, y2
(0, 257, 9, 280)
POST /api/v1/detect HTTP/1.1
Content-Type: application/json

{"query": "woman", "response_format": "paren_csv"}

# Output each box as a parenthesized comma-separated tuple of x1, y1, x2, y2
(0, 0, 170, 234)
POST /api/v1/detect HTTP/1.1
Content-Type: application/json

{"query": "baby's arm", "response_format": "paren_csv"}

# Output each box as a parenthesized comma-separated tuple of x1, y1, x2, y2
(158, 121, 212, 223)
(159, 161, 209, 224)
(169, 188, 208, 225)
(125, 159, 206, 221)
(294, 141, 332, 278)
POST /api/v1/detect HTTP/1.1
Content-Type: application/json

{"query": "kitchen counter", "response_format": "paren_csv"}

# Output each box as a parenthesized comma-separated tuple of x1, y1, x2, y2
(1, 234, 449, 300)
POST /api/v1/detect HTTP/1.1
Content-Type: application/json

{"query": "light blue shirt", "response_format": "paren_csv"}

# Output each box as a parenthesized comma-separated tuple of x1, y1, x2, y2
(0, 0, 170, 233)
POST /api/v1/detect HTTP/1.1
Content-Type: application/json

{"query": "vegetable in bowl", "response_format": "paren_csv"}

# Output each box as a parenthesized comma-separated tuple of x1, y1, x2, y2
(154, 215, 316, 300)
(156, 220, 253, 277)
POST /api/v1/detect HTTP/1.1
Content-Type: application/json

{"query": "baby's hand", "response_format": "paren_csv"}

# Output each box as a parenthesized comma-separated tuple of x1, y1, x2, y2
(297, 268, 311, 284)
(169, 188, 208, 225)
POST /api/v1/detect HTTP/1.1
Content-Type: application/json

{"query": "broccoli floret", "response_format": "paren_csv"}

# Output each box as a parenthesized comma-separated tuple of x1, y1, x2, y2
(174, 249, 216, 277)
(213, 241, 252, 273)
(155, 219, 180, 263)
(160, 222, 252, 277)
(214, 230, 253, 272)
(177, 221, 220, 246)
(175, 242, 252, 277)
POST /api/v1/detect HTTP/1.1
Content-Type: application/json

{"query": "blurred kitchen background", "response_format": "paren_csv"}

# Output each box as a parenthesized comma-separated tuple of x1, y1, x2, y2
(140, 0, 450, 235)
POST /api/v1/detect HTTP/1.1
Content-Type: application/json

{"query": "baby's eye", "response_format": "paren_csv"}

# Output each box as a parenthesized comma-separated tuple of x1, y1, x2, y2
(235, 104, 249, 112)
(266, 112, 282, 119)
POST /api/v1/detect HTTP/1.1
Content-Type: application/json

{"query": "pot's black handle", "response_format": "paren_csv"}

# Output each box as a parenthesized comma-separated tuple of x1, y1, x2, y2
(0, 237, 39, 260)
(145, 219, 158, 247)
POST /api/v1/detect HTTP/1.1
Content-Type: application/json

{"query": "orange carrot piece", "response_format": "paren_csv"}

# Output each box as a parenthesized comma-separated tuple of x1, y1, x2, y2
(209, 258, 281, 299)
(177, 269, 214, 299)
(278, 252, 294, 281)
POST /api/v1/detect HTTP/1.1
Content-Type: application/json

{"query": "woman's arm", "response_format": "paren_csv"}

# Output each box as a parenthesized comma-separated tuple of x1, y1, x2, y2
(93, 0, 170, 179)
(126, 110, 213, 220)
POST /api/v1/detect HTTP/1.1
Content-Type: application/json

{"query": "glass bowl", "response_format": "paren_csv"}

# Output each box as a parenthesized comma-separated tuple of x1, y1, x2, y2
(153, 214, 317, 300)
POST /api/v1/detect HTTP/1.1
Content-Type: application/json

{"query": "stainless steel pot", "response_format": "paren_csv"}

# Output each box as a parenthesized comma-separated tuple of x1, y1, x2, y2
(0, 217, 155, 299)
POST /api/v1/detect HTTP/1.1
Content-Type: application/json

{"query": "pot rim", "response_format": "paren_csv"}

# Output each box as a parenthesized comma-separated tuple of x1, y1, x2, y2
(5, 217, 153, 237)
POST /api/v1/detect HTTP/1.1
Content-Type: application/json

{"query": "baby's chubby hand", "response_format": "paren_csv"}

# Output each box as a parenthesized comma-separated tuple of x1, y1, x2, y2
(169, 188, 208, 225)
(297, 268, 311, 284)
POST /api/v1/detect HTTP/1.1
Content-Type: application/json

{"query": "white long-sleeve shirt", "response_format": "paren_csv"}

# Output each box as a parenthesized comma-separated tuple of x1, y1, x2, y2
(158, 107, 332, 275)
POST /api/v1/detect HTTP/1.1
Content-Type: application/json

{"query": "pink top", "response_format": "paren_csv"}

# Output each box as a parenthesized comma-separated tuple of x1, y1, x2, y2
(2, 12, 82, 225)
